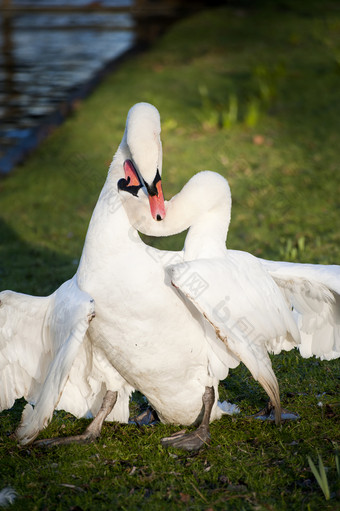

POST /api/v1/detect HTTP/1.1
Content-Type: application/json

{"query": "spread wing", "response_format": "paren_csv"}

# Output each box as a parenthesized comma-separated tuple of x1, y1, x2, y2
(259, 259, 340, 360)
(1, 276, 95, 445)
(0, 290, 52, 411)
(168, 253, 300, 420)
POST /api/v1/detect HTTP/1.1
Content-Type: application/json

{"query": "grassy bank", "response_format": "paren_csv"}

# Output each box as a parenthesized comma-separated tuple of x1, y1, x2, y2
(1, 2, 340, 509)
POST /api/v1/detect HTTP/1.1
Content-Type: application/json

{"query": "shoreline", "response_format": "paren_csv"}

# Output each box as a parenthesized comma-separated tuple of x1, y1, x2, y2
(0, 42, 146, 176)
(0, 0, 201, 176)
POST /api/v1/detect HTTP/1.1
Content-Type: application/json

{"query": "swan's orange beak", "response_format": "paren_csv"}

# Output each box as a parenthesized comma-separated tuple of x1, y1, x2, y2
(148, 179, 166, 222)
(123, 159, 142, 187)
(120, 159, 166, 221)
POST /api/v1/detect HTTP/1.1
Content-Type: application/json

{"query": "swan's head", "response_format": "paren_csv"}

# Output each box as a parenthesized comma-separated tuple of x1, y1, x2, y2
(117, 102, 165, 221)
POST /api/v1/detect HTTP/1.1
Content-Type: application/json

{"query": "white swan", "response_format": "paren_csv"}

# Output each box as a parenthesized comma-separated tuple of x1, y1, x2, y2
(1, 103, 241, 450)
(0, 102, 165, 445)
(122, 171, 304, 423)
(122, 169, 340, 413)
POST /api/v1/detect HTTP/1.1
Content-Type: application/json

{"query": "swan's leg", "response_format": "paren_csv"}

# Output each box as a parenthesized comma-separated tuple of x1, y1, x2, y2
(34, 390, 118, 447)
(161, 386, 214, 451)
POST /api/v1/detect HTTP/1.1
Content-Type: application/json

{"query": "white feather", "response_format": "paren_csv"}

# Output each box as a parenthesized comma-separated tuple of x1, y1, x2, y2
(259, 260, 340, 360)
(0, 488, 17, 507)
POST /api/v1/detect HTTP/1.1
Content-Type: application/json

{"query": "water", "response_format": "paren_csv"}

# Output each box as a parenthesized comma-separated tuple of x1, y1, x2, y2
(0, 0, 136, 174)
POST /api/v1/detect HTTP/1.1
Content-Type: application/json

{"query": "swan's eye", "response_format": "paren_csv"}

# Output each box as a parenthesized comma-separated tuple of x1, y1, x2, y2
(145, 169, 162, 197)
(117, 178, 142, 197)
(118, 159, 144, 196)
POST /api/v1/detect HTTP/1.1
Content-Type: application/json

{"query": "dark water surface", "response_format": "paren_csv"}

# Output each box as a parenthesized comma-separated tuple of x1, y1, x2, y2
(0, 0, 136, 174)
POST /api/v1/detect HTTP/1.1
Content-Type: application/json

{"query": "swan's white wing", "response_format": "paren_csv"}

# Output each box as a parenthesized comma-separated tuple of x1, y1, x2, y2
(14, 277, 95, 445)
(258, 259, 340, 294)
(0, 290, 52, 411)
(168, 253, 300, 413)
(258, 259, 340, 360)
(0, 278, 126, 429)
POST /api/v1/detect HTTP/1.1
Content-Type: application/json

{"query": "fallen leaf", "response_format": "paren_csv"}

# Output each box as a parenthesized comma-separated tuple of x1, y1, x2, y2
(180, 492, 190, 503)
(253, 134, 265, 145)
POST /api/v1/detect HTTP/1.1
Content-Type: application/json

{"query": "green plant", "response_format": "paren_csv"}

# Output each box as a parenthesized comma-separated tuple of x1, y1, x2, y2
(307, 454, 332, 500)
(222, 93, 239, 129)
(196, 62, 286, 131)
(278, 236, 306, 262)
(244, 97, 261, 128)
(252, 63, 286, 105)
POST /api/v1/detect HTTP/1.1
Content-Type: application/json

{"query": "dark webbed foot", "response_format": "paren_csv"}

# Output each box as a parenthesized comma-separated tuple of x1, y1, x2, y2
(252, 401, 300, 422)
(34, 432, 95, 448)
(34, 390, 118, 448)
(161, 424, 210, 451)
(161, 386, 215, 451)
(130, 406, 159, 426)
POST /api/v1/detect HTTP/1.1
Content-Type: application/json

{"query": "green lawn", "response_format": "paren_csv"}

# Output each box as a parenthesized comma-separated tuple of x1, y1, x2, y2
(0, 2, 339, 509)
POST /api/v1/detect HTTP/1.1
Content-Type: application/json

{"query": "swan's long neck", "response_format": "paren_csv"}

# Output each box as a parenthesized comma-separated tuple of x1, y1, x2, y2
(76, 102, 164, 286)
(77, 145, 134, 284)
(124, 171, 231, 260)
(184, 207, 229, 260)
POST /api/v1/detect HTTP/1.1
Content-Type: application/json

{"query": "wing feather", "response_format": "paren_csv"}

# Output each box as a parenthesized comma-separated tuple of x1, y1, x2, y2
(259, 259, 340, 360)
(15, 277, 95, 444)
(0, 290, 52, 410)
(168, 254, 300, 421)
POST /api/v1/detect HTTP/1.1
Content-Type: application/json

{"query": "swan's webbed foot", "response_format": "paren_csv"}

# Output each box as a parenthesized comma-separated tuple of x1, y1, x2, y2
(252, 401, 300, 423)
(161, 424, 210, 451)
(34, 431, 97, 448)
(34, 390, 118, 448)
(161, 386, 214, 451)
(130, 406, 159, 426)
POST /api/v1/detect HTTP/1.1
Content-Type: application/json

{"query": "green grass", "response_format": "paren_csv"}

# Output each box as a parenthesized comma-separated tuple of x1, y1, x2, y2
(1, 1, 340, 509)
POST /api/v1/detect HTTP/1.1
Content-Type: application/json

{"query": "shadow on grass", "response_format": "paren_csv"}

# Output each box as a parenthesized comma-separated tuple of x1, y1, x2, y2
(0, 218, 77, 296)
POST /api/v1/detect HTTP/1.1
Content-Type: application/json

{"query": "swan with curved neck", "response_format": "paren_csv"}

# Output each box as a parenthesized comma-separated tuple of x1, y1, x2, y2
(2, 102, 169, 445)
(123, 170, 231, 260)
(123, 170, 306, 423)
(2, 103, 244, 450)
